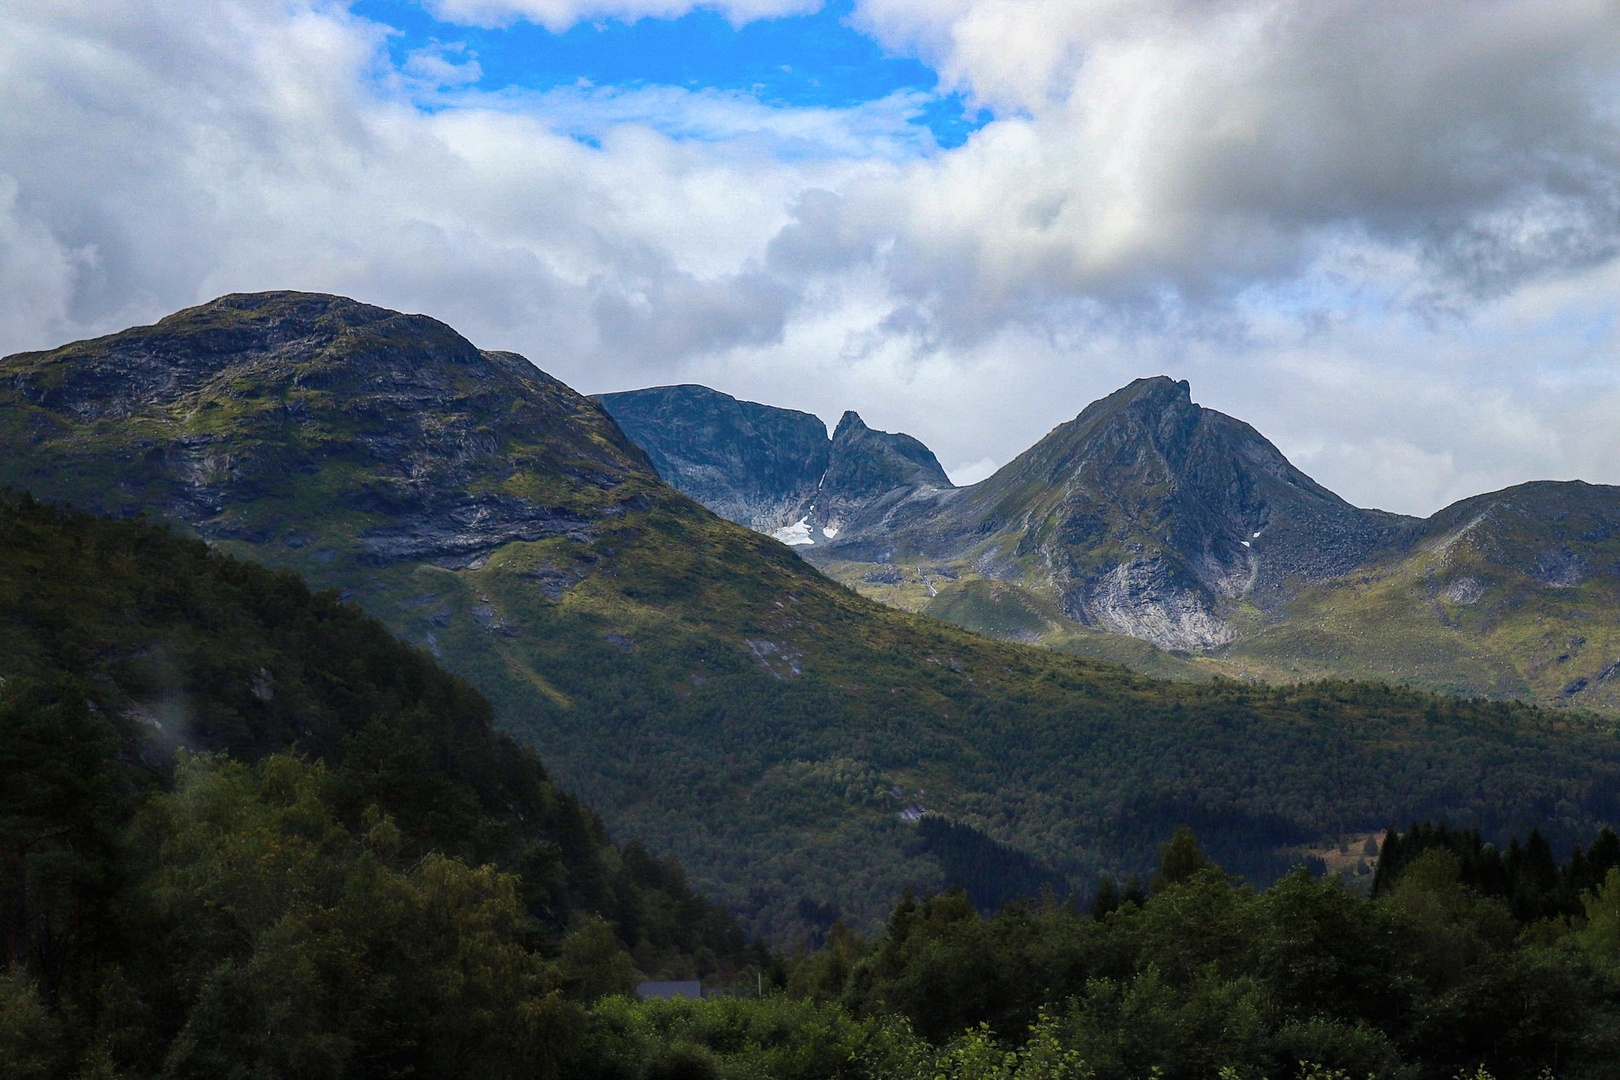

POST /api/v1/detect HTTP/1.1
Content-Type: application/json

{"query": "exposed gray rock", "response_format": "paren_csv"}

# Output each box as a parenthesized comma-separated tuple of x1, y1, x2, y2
(1081, 558, 1236, 651)
(595, 384, 830, 533)
(595, 385, 954, 545)
(1441, 576, 1486, 604)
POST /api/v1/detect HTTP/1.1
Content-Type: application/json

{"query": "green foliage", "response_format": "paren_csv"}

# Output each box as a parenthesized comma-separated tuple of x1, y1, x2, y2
(1154, 826, 1217, 890)
(146, 753, 577, 1080)
(0, 491, 764, 1074)
(0, 490, 753, 975)
(768, 840, 1620, 1079)
(1373, 821, 1620, 924)
(12, 297, 1620, 1079)
(574, 994, 878, 1080)
(0, 970, 62, 1080)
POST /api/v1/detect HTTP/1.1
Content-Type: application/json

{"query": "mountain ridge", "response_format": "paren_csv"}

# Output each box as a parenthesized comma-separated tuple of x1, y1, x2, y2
(597, 384, 954, 550)
(10, 291, 1620, 942)
(598, 375, 1620, 708)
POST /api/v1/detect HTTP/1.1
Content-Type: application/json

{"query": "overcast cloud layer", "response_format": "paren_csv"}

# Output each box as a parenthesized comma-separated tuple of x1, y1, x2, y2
(3, 0, 1619, 514)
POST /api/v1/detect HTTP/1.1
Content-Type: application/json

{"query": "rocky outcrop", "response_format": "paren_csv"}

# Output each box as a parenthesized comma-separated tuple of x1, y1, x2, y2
(595, 385, 953, 547)
(594, 384, 829, 532)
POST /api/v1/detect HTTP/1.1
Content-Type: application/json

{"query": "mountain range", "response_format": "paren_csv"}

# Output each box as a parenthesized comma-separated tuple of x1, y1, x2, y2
(7, 292, 1620, 944)
(599, 379, 1620, 710)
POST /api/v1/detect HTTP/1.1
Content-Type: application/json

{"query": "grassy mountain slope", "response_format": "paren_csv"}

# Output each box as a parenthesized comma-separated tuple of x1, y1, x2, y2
(1214, 481, 1620, 710)
(7, 293, 1620, 943)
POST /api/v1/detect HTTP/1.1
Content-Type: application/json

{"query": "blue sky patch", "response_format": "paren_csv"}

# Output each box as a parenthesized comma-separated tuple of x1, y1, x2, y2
(353, 0, 991, 148)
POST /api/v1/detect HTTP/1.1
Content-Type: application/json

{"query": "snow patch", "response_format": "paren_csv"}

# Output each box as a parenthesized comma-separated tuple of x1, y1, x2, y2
(1240, 540, 1251, 548)
(821, 525, 839, 539)
(772, 517, 815, 546)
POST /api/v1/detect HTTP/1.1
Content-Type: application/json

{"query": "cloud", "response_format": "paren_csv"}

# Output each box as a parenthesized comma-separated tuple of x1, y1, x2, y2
(1, 0, 1619, 516)
(403, 42, 484, 88)
(0, 0, 891, 372)
(424, 0, 822, 32)
(795, 0, 1620, 334)
(486, 83, 940, 160)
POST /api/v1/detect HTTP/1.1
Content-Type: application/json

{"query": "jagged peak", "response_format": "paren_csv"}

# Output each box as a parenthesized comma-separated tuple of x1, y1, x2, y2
(832, 410, 868, 441)
(1107, 375, 1193, 409)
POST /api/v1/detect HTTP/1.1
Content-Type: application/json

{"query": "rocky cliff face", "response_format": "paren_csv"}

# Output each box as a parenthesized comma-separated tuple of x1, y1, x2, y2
(594, 384, 829, 533)
(595, 384, 953, 548)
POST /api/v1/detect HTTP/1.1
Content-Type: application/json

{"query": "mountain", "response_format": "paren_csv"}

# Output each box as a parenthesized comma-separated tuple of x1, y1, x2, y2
(600, 377, 1415, 652)
(604, 376, 1620, 710)
(593, 384, 831, 533)
(596, 384, 953, 548)
(803, 376, 1416, 651)
(1217, 479, 1620, 710)
(3, 290, 658, 563)
(0, 490, 755, 982)
(9, 293, 1620, 943)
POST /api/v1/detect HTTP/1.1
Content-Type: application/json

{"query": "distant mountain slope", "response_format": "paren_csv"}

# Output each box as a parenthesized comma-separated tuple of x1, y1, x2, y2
(596, 384, 952, 547)
(9, 293, 1620, 943)
(1217, 480, 1620, 710)
(602, 377, 1620, 710)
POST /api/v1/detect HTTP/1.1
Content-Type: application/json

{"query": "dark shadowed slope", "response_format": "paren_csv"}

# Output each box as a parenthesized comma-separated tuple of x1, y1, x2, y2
(0, 490, 754, 978)
(596, 384, 953, 549)
(595, 384, 831, 533)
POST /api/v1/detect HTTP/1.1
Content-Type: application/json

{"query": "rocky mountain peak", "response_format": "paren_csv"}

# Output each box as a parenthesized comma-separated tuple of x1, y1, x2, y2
(824, 412, 951, 497)
(832, 410, 867, 439)
(596, 386, 951, 545)
(796, 377, 1418, 652)
(594, 384, 829, 532)
(9, 291, 491, 418)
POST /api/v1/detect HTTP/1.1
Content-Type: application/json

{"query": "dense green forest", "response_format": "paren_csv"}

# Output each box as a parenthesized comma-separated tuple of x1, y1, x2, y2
(9, 492, 1620, 1077)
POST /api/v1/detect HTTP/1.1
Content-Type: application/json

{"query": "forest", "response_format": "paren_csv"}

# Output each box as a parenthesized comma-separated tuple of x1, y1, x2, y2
(6, 490, 1620, 1078)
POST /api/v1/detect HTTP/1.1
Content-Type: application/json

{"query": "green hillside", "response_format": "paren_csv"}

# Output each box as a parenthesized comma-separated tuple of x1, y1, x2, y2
(0, 491, 752, 974)
(1216, 482, 1620, 709)
(7, 293, 1620, 945)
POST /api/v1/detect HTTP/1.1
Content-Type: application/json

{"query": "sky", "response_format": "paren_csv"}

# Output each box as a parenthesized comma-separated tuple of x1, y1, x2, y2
(3, 0, 1619, 514)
